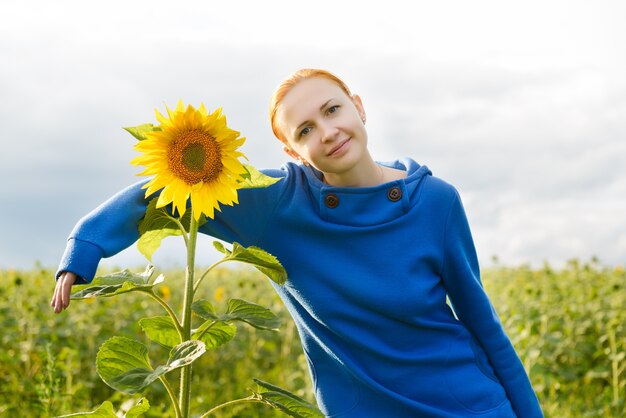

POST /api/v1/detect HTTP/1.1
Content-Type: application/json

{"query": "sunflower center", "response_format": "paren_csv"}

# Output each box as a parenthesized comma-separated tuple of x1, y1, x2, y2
(182, 143, 206, 171)
(168, 129, 223, 185)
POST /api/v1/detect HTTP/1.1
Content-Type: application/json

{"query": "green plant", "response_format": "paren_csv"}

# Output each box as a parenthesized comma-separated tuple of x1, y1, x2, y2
(59, 202, 321, 417)
(2, 258, 624, 416)
(484, 259, 626, 417)
(54, 106, 322, 418)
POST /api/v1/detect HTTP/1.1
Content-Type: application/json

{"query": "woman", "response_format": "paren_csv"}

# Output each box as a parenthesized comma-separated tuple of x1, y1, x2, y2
(52, 69, 543, 417)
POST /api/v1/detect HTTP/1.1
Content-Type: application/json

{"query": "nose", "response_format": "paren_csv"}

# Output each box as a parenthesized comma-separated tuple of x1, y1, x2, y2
(319, 121, 339, 143)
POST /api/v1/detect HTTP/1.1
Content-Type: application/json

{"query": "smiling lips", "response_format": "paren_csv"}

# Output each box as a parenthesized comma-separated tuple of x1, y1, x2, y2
(327, 138, 351, 156)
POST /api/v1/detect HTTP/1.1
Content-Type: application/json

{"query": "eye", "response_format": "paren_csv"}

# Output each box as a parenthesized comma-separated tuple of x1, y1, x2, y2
(327, 105, 339, 114)
(299, 126, 312, 138)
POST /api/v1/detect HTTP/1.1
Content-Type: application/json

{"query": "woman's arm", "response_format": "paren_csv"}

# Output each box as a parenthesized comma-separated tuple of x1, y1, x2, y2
(52, 167, 289, 313)
(55, 180, 151, 284)
(440, 189, 543, 418)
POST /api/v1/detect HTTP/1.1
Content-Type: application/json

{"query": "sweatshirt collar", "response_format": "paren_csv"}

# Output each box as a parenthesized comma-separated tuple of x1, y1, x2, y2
(302, 158, 432, 226)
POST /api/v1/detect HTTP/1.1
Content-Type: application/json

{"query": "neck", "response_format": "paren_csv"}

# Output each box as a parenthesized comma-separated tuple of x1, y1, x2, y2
(322, 155, 385, 187)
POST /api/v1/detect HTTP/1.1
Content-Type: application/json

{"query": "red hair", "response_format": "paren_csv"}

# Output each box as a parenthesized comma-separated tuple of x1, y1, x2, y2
(269, 69, 352, 144)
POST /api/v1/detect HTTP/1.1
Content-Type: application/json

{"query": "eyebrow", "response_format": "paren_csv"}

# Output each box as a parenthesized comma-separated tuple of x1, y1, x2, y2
(293, 98, 334, 137)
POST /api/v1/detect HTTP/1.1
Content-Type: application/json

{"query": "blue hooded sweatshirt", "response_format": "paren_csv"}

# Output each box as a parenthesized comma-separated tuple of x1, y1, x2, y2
(57, 158, 543, 417)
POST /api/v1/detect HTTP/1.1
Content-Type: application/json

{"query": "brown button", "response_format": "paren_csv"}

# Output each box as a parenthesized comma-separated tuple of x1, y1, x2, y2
(387, 186, 402, 202)
(324, 193, 339, 208)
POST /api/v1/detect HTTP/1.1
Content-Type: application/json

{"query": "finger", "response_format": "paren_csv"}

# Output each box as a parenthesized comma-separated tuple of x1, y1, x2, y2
(54, 289, 63, 313)
(51, 275, 59, 306)
(60, 273, 76, 310)
(52, 273, 64, 313)
(52, 272, 76, 313)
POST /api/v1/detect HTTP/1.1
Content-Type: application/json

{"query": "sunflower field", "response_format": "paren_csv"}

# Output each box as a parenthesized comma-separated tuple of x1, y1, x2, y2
(1, 258, 624, 417)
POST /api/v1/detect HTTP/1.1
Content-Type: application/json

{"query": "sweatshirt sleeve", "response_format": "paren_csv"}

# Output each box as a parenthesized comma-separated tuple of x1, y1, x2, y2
(56, 168, 288, 284)
(56, 181, 150, 284)
(440, 189, 543, 418)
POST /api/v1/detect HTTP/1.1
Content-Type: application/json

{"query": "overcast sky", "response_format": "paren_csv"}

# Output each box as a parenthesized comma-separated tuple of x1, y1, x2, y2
(1, 0, 625, 271)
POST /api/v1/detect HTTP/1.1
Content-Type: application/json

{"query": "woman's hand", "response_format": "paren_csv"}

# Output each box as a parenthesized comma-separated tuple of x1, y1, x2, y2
(51, 271, 77, 313)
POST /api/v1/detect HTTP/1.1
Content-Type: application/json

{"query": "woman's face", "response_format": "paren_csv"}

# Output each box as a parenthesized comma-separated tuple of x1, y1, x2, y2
(276, 77, 368, 176)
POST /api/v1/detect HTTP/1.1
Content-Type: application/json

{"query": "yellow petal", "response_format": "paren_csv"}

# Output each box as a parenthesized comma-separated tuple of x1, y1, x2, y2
(131, 101, 248, 219)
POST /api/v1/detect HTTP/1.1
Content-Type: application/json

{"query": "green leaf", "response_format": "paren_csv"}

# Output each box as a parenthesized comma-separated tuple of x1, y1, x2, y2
(97, 337, 206, 394)
(123, 123, 160, 141)
(224, 299, 280, 330)
(137, 198, 207, 261)
(191, 299, 219, 320)
(96, 337, 153, 394)
(192, 298, 279, 330)
(87, 265, 156, 286)
(253, 378, 324, 418)
(163, 339, 206, 368)
(71, 266, 161, 300)
(125, 398, 150, 418)
(213, 241, 287, 285)
(139, 316, 181, 348)
(71, 280, 154, 299)
(96, 337, 152, 394)
(54, 398, 150, 417)
(239, 164, 282, 189)
(137, 198, 186, 261)
(55, 401, 117, 417)
(192, 320, 236, 349)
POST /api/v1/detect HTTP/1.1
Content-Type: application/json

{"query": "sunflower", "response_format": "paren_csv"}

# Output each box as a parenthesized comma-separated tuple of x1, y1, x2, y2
(131, 100, 247, 220)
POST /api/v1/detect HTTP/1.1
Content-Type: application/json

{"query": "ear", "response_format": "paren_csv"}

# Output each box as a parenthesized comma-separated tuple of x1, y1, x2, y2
(283, 145, 298, 159)
(352, 94, 366, 123)
(283, 145, 310, 166)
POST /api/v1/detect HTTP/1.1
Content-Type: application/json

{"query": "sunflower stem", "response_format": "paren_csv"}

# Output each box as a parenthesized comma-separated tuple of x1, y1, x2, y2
(193, 259, 227, 293)
(179, 210, 199, 418)
(171, 215, 189, 245)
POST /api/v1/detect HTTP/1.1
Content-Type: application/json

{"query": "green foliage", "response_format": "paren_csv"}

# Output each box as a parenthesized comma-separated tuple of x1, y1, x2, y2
(71, 265, 163, 299)
(57, 398, 149, 418)
(139, 317, 181, 349)
(123, 124, 161, 141)
(137, 199, 186, 262)
(96, 337, 205, 395)
(483, 258, 626, 417)
(62, 239, 307, 418)
(239, 164, 283, 189)
(192, 320, 236, 350)
(192, 299, 281, 331)
(125, 398, 151, 418)
(58, 400, 117, 417)
(2, 258, 625, 417)
(252, 379, 324, 418)
(96, 337, 153, 394)
(136, 198, 207, 262)
(213, 241, 287, 285)
(1, 265, 314, 417)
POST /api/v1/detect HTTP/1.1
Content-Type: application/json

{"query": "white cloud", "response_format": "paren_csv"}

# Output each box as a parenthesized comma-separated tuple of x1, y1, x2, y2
(1, 0, 625, 269)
